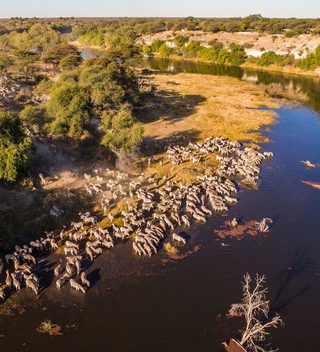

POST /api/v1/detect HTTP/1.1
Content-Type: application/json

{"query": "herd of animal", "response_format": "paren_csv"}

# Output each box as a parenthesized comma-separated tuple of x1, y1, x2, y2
(0, 76, 20, 105)
(0, 136, 273, 302)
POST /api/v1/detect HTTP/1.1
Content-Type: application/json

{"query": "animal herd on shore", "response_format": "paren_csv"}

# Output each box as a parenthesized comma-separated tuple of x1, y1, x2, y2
(0, 76, 20, 103)
(0, 136, 273, 302)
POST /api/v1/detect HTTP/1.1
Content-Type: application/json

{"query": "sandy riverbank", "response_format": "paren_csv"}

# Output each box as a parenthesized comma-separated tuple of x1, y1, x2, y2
(139, 71, 279, 180)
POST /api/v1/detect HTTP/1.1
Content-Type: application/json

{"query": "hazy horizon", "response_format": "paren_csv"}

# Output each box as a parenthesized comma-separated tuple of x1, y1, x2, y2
(1, 0, 320, 19)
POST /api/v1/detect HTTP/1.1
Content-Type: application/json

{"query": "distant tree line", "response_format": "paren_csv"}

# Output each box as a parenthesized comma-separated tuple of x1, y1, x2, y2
(144, 38, 247, 66)
(68, 15, 320, 40)
(144, 36, 320, 71)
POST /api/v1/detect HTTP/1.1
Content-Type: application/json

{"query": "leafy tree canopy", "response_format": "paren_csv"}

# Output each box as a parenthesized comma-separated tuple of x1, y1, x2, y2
(174, 35, 189, 47)
(20, 105, 46, 133)
(0, 54, 13, 72)
(44, 55, 141, 153)
(43, 43, 81, 67)
(100, 105, 143, 154)
(4, 23, 61, 52)
(106, 33, 141, 63)
(46, 82, 91, 138)
(0, 110, 32, 182)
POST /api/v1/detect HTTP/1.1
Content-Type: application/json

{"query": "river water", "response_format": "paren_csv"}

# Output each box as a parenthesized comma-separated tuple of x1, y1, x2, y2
(1, 58, 320, 352)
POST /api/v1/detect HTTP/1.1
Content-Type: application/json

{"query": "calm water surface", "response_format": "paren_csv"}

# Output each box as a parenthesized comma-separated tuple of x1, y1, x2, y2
(1, 58, 320, 352)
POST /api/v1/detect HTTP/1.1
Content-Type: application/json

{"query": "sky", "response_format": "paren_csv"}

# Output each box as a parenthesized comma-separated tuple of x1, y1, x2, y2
(0, 0, 320, 19)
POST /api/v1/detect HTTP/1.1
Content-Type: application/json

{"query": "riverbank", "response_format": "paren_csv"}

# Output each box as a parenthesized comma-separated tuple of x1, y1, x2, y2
(151, 54, 320, 79)
(69, 40, 108, 56)
(139, 71, 279, 181)
(73, 40, 320, 79)
(140, 30, 320, 60)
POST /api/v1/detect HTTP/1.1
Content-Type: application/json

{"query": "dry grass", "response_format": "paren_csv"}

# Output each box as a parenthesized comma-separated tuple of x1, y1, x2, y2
(143, 73, 277, 142)
(141, 72, 278, 181)
(164, 242, 178, 255)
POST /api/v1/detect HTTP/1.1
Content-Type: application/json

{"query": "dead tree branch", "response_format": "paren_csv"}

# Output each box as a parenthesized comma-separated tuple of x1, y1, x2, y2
(228, 273, 283, 352)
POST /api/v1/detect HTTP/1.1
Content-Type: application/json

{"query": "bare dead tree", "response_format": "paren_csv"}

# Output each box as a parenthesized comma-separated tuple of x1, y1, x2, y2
(228, 273, 283, 352)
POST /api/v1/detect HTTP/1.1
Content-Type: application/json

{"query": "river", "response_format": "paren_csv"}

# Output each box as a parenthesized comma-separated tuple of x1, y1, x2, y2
(1, 57, 320, 352)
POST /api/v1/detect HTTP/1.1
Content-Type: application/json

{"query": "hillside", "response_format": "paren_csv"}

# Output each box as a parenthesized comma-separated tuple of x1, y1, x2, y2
(140, 30, 320, 59)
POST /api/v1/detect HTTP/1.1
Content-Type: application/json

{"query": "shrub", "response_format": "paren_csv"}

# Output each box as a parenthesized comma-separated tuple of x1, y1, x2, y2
(46, 83, 91, 138)
(227, 44, 247, 66)
(185, 40, 202, 57)
(174, 35, 189, 47)
(158, 44, 174, 57)
(0, 110, 32, 181)
(296, 45, 320, 71)
(0, 54, 12, 72)
(208, 39, 224, 50)
(256, 51, 288, 66)
(20, 105, 46, 132)
(150, 39, 165, 52)
(35, 79, 54, 95)
(43, 43, 81, 68)
(77, 27, 106, 46)
(100, 105, 143, 154)
(59, 54, 82, 71)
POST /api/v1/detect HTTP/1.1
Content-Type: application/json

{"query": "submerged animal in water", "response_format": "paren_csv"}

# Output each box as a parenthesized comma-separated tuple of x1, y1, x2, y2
(301, 160, 316, 168)
(70, 279, 86, 293)
(0, 288, 5, 300)
(80, 272, 91, 288)
(257, 218, 273, 233)
(302, 180, 320, 190)
(172, 233, 187, 245)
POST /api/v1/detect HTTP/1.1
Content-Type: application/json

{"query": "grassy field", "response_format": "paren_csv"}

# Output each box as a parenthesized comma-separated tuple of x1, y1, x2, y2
(139, 72, 279, 181)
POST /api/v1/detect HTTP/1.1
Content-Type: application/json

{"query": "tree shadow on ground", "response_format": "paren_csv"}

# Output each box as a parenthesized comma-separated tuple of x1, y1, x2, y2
(137, 87, 206, 124)
(141, 129, 200, 157)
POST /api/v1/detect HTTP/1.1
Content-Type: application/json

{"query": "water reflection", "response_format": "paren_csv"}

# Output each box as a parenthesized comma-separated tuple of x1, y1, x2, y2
(79, 49, 320, 112)
(146, 58, 320, 113)
(2, 50, 320, 352)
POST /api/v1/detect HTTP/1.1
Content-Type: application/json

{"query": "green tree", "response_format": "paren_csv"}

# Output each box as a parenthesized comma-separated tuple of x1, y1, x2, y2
(20, 105, 46, 133)
(142, 44, 153, 55)
(106, 33, 141, 63)
(44, 54, 141, 148)
(100, 106, 143, 154)
(158, 44, 174, 57)
(77, 26, 106, 46)
(0, 110, 32, 182)
(0, 54, 13, 73)
(46, 83, 91, 138)
(174, 35, 189, 47)
(43, 43, 81, 68)
(150, 39, 165, 52)
(10, 23, 61, 52)
(185, 40, 202, 57)
(256, 51, 291, 67)
(296, 45, 320, 71)
(228, 43, 247, 66)
(13, 49, 39, 81)
(80, 57, 140, 109)
(59, 54, 82, 71)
